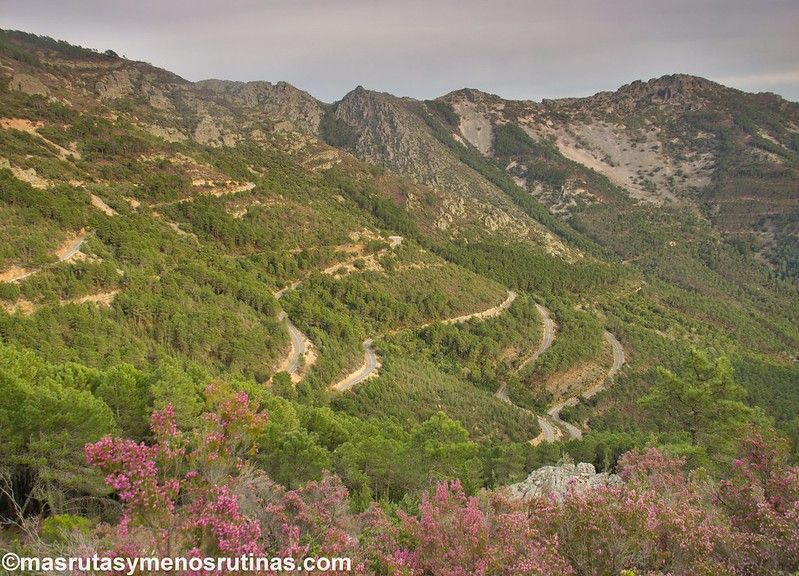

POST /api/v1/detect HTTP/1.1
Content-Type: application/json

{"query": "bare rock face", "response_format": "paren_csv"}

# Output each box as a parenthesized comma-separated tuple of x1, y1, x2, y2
(96, 68, 139, 100)
(334, 86, 553, 244)
(506, 462, 622, 501)
(443, 89, 504, 155)
(196, 79, 323, 135)
(10, 72, 49, 96)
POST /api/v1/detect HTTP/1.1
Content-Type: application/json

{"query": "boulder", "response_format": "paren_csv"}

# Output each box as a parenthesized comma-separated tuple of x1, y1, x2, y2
(505, 461, 622, 501)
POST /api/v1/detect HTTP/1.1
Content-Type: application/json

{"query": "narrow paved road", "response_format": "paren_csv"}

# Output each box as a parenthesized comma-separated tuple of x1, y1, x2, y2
(331, 339, 378, 392)
(489, 300, 560, 445)
(284, 318, 306, 374)
(582, 331, 626, 400)
(496, 302, 555, 401)
(535, 416, 559, 444)
(271, 237, 404, 385)
(606, 331, 625, 377)
(547, 397, 583, 440)
(517, 304, 555, 371)
(275, 311, 306, 375)
(59, 234, 87, 261)
(0, 232, 88, 284)
(493, 389, 559, 445)
(334, 290, 518, 393)
(274, 281, 301, 299)
(548, 331, 627, 440)
(441, 290, 516, 325)
(472, 304, 561, 445)
(271, 285, 317, 383)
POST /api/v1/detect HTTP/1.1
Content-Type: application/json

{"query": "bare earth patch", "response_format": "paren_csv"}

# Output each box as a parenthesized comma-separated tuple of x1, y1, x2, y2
(543, 361, 606, 401)
(0, 229, 87, 283)
(2, 290, 119, 315)
(90, 194, 117, 216)
(0, 118, 81, 159)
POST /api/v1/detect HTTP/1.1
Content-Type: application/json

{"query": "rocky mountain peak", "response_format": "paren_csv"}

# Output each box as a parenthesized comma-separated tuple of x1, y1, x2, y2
(196, 78, 323, 134)
(440, 88, 501, 105)
(579, 73, 723, 114)
(621, 73, 718, 100)
(339, 85, 390, 108)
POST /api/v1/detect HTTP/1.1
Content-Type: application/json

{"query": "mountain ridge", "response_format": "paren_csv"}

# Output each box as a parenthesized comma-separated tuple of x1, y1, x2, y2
(2, 29, 797, 277)
(1, 27, 797, 418)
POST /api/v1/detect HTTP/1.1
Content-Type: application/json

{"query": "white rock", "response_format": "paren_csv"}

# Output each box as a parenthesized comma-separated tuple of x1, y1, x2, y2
(505, 461, 622, 501)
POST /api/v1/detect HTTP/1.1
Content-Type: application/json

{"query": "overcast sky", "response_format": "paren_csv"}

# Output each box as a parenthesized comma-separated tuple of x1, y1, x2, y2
(2, 0, 798, 103)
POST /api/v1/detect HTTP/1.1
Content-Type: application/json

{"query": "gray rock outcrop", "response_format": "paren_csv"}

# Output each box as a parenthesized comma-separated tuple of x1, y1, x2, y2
(506, 462, 622, 501)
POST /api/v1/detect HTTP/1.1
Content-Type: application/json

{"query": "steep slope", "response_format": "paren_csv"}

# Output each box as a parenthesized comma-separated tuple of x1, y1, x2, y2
(297, 72, 799, 441)
(326, 86, 572, 251)
(195, 79, 324, 135)
(0, 29, 547, 445)
(439, 75, 799, 279)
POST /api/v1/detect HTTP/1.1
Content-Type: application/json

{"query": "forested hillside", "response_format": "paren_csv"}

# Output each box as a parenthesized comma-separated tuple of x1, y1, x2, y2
(0, 29, 797, 574)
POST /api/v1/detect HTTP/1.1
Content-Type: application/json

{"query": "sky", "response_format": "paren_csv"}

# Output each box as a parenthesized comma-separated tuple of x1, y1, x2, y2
(2, 0, 798, 103)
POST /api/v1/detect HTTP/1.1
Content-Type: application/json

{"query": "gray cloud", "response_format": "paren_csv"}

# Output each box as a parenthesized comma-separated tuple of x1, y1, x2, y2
(2, 0, 798, 102)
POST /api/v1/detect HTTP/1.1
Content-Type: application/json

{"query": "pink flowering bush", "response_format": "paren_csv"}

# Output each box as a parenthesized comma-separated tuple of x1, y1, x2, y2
(79, 389, 798, 576)
(248, 472, 361, 573)
(85, 382, 268, 565)
(392, 480, 571, 576)
(716, 432, 799, 574)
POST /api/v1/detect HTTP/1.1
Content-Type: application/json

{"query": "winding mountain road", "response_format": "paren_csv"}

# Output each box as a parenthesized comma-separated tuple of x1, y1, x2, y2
(274, 311, 306, 375)
(607, 331, 625, 376)
(547, 331, 627, 440)
(271, 285, 317, 383)
(536, 416, 559, 444)
(518, 304, 555, 371)
(547, 397, 583, 440)
(284, 317, 306, 374)
(501, 327, 627, 444)
(441, 290, 517, 325)
(496, 303, 555, 402)
(492, 303, 565, 444)
(333, 289, 518, 393)
(270, 236, 406, 386)
(581, 331, 626, 400)
(60, 233, 88, 261)
(331, 339, 379, 392)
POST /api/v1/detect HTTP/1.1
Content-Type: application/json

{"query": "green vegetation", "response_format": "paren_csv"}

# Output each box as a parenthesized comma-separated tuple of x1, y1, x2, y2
(524, 304, 604, 378)
(435, 240, 627, 297)
(319, 105, 360, 149)
(1, 32, 798, 562)
(337, 352, 539, 444)
(0, 171, 90, 268)
(639, 350, 757, 466)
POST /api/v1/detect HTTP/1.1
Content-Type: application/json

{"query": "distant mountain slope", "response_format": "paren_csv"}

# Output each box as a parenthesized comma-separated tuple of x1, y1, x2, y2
(435, 75, 799, 279)
(5, 28, 794, 278)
